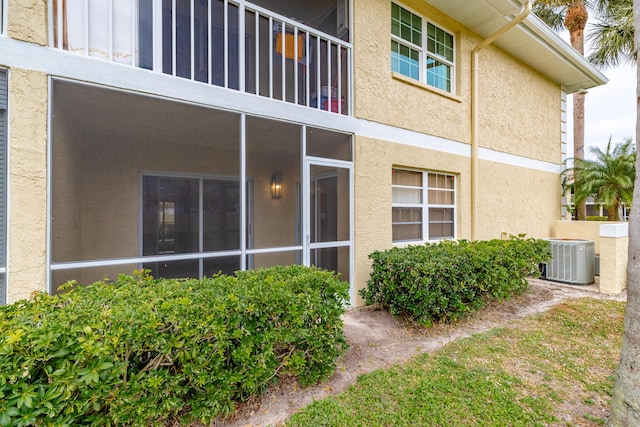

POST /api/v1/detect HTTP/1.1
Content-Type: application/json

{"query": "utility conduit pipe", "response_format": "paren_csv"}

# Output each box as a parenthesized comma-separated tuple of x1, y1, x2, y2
(471, 1, 531, 240)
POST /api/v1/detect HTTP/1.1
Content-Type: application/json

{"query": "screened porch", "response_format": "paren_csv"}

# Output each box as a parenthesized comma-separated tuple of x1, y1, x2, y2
(50, 80, 354, 301)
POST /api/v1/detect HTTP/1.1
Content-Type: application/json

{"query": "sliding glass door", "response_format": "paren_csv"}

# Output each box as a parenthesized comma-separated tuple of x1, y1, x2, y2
(142, 175, 248, 278)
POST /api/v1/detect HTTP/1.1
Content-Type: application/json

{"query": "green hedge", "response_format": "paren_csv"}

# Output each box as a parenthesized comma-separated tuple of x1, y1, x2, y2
(360, 238, 551, 326)
(0, 266, 349, 426)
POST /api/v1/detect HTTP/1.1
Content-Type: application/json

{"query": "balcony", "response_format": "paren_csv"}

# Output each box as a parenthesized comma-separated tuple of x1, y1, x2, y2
(52, 0, 351, 115)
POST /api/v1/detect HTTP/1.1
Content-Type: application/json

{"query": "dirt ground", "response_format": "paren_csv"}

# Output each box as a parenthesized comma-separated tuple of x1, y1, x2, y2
(214, 280, 626, 427)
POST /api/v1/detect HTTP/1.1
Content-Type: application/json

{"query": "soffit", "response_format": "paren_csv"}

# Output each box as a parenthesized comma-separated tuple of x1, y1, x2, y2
(425, 0, 608, 92)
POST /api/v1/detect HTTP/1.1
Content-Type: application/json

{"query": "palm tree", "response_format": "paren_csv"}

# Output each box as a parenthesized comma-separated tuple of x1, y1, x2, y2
(588, 0, 635, 66)
(564, 137, 635, 221)
(533, 0, 614, 220)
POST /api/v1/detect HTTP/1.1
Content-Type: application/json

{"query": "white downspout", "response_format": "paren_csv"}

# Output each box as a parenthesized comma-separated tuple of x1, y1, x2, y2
(471, 1, 531, 240)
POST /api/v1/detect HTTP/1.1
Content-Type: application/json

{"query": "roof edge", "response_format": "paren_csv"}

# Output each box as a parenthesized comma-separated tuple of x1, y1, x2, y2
(520, 13, 608, 92)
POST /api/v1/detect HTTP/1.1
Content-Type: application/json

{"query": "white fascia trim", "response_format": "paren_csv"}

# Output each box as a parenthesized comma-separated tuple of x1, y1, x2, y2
(353, 119, 471, 157)
(479, 147, 561, 173)
(519, 14, 608, 90)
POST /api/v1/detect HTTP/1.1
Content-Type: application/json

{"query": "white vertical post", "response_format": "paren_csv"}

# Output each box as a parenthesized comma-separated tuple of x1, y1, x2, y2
(240, 114, 247, 270)
(207, 0, 212, 84)
(315, 36, 320, 109)
(190, 0, 195, 80)
(281, 22, 286, 101)
(294, 27, 299, 104)
(172, 0, 176, 76)
(347, 42, 352, 115)
(224, 0, 229, 88)
(337, 45, 342, 114)
(153, 0, 162, 72)
(57, 0, 64, 48)
(268, 16, 273, 98)
(305, 33, 310, 106)
(326, 40, 332, 111)
(302, 126, 309, 266)
(255, 11, 260, 95)
(198, 178, 204, 278)
(239, 2, 245, 92)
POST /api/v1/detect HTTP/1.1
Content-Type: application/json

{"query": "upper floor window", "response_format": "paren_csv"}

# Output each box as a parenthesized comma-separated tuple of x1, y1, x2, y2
(391, 3, 454, 92)
(392, 169, 456, 243)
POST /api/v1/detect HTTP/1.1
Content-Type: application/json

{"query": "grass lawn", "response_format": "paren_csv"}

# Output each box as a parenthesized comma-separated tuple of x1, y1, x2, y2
(285, 298, 624, 427)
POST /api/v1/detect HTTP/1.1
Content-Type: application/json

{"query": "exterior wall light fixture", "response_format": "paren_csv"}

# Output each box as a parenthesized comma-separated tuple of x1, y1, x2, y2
(271, 172, 283, 199)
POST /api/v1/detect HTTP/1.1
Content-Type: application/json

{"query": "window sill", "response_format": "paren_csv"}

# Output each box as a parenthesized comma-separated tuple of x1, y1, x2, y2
(391, 72, 463, 103)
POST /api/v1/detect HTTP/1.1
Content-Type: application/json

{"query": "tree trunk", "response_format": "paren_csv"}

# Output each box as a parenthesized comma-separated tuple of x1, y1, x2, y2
(607, 1, 640, 424)
(566, 1, 588, 220)
(607, 199, 620, 222)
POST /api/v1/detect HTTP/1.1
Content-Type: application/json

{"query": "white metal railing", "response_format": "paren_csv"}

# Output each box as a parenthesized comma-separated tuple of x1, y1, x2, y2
(51, 0, 351, 115)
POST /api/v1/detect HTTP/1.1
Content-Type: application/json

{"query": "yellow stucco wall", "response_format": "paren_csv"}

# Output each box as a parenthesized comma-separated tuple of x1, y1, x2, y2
(8, 68, 48, 302)
(477, 51, 560, 164)
(352, 0, 561, 164)
(599, 235, 628, 294)
(353, 0, 470, 143)
(8, 0, 49, 46)
(553, 220, 624, 254)
(475, 160, 561, 240)
(352, 135, 472, 305)
(349, 0, 564, 301)
(352, 135, 562, 302)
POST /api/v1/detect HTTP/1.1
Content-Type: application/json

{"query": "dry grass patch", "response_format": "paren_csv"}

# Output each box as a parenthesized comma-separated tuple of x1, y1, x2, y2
(286, 298, 624, 427)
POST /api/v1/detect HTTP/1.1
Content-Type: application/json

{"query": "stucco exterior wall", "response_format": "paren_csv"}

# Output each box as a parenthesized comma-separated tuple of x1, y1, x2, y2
(599, 235, 627, 294)
(352, 0, 561, 164)
(478, 49, 560, 164)
(553, 220, 623, 254)
(8, 0, 48, 46)
(352, 134, 562, 301)
(353, 0, 470, 143)
(8, 68, 48, 302)
(475, 160, 561, 240)
(352, 135, 471, 305)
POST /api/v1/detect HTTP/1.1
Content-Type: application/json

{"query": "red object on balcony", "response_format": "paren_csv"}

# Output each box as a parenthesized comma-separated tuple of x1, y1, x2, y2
(322, 97, 344, 113)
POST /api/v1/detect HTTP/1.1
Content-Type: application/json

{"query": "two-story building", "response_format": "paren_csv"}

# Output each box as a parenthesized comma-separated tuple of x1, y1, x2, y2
(0, 0, 606, 306)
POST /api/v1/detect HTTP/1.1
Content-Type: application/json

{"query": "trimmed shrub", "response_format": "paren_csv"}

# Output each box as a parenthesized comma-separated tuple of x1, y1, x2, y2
(0, 265, 349, 426)
(586, 216, 608, 221)
(360, 237, 551, 326)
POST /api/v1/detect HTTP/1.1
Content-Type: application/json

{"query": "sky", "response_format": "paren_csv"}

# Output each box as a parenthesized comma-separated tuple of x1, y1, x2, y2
(558, 14, 637, 163)
(566, 63, 637, 161)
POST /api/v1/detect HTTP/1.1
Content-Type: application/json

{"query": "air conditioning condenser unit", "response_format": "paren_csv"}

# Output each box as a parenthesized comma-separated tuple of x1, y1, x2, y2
(545, 239, 595, 285)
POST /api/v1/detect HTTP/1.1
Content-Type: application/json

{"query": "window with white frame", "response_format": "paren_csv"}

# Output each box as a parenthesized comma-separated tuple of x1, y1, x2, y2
(392, 169, 455, 242)
(391, 3, 455, 92)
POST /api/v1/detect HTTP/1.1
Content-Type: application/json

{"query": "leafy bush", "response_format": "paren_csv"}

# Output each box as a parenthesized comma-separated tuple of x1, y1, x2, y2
(586, 216, 608, 221)
(360, 237, 551, 326)
(0, 266, 349, 426)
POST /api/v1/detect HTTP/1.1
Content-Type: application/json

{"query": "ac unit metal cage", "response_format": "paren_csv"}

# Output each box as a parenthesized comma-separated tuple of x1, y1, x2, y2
(546, 239, 595, 285)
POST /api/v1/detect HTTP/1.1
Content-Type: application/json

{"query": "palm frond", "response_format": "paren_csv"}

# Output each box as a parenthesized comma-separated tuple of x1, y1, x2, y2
(587, 0, 635, 67)
(570, 138, 636, 215)
(533, 2, 567, 31)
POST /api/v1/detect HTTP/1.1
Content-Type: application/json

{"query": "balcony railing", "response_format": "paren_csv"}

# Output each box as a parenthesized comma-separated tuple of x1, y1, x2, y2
(52, 0, 351, 115)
